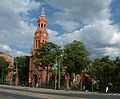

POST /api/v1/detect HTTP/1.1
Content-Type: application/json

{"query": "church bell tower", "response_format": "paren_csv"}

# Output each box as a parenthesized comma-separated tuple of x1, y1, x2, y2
(34, 5, 48, 49)
(29, 4, 49, 87)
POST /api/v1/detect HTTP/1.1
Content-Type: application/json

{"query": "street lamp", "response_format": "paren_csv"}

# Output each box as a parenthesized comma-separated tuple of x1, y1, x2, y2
(53, 63, 58, 90)
(13, 61, 18, 86)
(58, 62, 60, 90)
(58, 54, 63, 90)
(53, 53, 63, 90)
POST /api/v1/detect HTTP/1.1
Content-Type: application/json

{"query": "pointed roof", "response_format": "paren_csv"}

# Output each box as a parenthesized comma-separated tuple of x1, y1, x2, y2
(40, 4, 45, 19)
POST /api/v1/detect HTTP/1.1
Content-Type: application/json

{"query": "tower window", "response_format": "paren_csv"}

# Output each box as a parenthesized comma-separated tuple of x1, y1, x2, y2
(44, 24, 46, 28)
(36, 40, 37, 48)
(41, 23, 43, 27)
(38, 24, 40, 27)
(38, 40, 40, 47)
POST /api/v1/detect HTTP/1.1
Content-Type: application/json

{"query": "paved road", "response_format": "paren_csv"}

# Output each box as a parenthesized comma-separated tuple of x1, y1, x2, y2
(0, 85, 120, 99)
(0, 91, 41, 99)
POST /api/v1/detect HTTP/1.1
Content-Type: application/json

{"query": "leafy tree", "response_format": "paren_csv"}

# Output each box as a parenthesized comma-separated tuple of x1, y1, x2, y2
(90, 56, 116, 90)
(112, 57, 120, 89)
(0, 56, 9, 83)
(14, 56, 29, 86)
(33, 42, 61, 83)
(63, 40, 89, 76)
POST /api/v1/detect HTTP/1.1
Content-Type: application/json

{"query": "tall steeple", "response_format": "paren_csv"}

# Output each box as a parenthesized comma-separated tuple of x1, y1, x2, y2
(29, 4, 50, 87)
(33, 4, 48, 49)
(40, 4, 45, 19)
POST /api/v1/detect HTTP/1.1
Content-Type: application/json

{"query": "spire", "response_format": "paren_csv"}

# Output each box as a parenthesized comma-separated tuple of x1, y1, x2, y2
(40, 4, 45, 19)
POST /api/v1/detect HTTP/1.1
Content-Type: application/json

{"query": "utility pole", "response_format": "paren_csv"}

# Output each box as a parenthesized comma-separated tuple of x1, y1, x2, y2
(58, 62, 60, 90)
(1, 67, 4, 84)
(58, 54, 63, 90)
(15, 62, 18, 86)
(14, 61, 18, 86)
(54, 56, 58, 90)
(54, 63, 57, 90)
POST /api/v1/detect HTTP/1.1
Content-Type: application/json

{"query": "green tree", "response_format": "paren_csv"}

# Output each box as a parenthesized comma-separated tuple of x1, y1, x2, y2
(63, 40, 89, 76)
(14, 56, 29, 86)
(112, 57, 120, 89)
(33, 42, 61, 83)
(0, 56, 9, 84)
(90, 56, 116, 90)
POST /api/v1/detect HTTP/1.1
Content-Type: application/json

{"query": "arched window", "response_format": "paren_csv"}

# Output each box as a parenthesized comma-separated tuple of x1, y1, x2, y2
(36, 40, 37, 48)
(41, 23, 43, 28)
(38, 24, 40, 27)
(44, 24, 46, 28)
(38, 40, 40, 47)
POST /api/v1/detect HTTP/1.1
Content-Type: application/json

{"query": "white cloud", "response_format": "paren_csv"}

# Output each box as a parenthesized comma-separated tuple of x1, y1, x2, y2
(110, 32, 120, 44)
(48, 19, 120, 58)
(0, 0, 120, 59)
(47, 0, 120, 58)
(0, 44, 29, 57)
(48, 0, 112, 23)
(104, 47, 120, 56)
(0, 44, 12, 52)
(13, 50, 29, 57)
(48, 29, 62, 44)
(2, 0, 40, 13)
(0, 0, 40, 56)
(55, 20, 80, 32)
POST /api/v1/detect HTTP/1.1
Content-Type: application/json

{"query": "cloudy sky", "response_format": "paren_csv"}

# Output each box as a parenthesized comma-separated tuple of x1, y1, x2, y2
(0, 0, 120, 59)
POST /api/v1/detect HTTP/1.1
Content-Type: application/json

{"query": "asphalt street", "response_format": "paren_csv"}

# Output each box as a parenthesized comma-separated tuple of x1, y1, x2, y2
(0, 91, 40, 99)
(0, 90, 120, 99)
(0, 85, 120, 99)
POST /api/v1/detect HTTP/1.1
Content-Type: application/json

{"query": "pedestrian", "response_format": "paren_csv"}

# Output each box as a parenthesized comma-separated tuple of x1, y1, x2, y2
(36, 83, 38, 88)
(106, 86, 108, 93)
(65, 73, 70, 91)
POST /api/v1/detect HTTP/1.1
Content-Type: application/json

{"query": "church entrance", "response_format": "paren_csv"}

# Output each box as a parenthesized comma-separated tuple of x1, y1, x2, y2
(32, 74, 38, 87)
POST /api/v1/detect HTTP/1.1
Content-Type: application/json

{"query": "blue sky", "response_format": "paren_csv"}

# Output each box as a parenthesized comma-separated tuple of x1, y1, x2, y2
(110, 0, 120, 25)
(0, 0, 120, 59)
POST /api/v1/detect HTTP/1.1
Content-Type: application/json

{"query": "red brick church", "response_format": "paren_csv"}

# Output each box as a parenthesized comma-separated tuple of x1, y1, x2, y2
(29, 5, 49, 87)
(29, 4, 92, 89)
